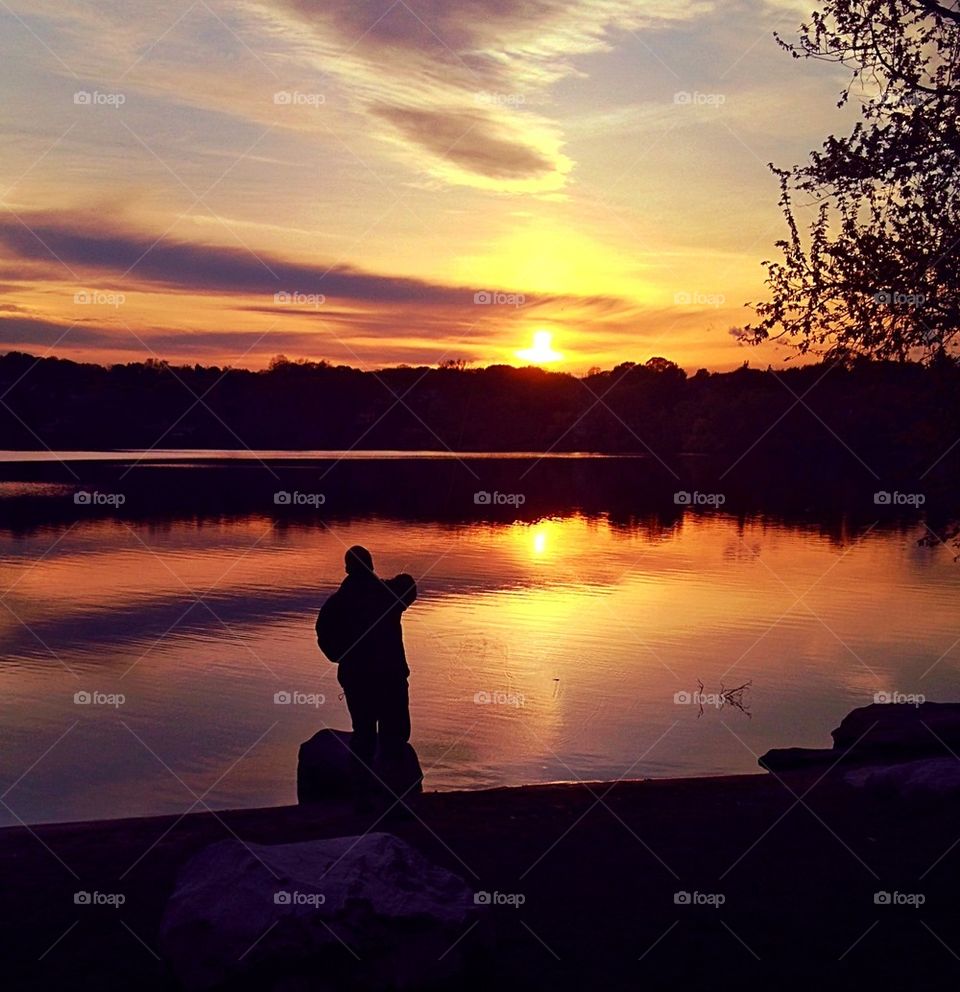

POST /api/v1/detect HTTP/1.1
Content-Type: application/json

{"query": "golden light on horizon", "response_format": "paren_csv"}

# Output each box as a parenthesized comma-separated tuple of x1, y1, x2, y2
(516, 329, 564, 365)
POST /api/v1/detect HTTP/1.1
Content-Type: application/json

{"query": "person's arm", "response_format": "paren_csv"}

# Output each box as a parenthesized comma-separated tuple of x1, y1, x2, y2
(386, 573, 417, 610)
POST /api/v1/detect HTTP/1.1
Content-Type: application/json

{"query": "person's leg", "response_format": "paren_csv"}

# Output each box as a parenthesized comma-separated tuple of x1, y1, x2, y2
(376, 678, 418, 813)
(377, 677, 411, 757)
(343, 688, 377, 797)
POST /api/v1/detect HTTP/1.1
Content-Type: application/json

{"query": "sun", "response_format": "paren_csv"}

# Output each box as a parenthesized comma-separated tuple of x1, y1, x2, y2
(516, 329, 563, 365)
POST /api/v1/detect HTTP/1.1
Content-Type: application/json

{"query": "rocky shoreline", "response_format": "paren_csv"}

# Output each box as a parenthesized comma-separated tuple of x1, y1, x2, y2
(760, 701, 960, 773)
(4, 703, 960, 990)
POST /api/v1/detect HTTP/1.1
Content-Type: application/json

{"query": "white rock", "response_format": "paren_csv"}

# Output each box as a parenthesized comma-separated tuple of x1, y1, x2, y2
(845, 757, 960, 800)
(159, 832, 484, 991)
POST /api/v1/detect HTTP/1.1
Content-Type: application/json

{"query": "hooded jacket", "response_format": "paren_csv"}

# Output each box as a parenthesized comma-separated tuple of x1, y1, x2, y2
(316, 571, 417, 686)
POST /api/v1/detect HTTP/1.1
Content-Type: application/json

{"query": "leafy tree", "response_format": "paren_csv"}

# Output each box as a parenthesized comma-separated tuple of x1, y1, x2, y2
(747, 0, 960, 363)
(644, 356, 686, 377)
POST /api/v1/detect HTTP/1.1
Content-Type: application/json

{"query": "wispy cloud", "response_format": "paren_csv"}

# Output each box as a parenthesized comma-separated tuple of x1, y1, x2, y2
(0, 210, 660, 366)
(2, 0, 710, 190)
(0, 210, 650, 310)
(0, 0, 837, 370)
(0, 211, 474, 301)
(256, 0, 710, 188)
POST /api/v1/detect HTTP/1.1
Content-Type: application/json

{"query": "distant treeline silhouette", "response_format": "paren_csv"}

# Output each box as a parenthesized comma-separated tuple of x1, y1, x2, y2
(2, 351, 959, 478)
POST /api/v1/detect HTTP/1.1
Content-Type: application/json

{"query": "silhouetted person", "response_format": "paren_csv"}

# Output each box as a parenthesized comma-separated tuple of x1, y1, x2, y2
(316, 546, 416, 796)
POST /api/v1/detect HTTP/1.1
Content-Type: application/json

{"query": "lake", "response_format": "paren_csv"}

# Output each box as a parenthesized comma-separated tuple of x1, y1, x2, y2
(0, 453, 957, 825)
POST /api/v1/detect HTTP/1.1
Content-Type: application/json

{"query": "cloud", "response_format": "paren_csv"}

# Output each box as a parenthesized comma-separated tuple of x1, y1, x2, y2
(272, 0, 703, 77)
(0, 212, 474, 303)
(0, 211, 651, 369)
(0, 313, 495, 366)
(0, 210, 639, 316)
(369, 104, 557, 181)
(0, 316, 121, 350)
(256, 0, 708, 188)
(0, 0, 713, 191)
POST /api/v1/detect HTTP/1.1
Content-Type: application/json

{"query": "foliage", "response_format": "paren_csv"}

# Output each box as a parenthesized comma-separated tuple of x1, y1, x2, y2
(747, 0, 960, 363)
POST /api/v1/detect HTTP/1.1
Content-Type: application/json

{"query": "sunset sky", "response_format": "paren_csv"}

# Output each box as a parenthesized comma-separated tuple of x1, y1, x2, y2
(0, 0, 856, 373)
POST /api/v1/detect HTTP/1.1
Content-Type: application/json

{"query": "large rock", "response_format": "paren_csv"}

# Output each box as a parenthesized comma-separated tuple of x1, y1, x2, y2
(297, 729, 423, 803)
(845, 758, 960, 801)
(760, 702, 960, 772)
(832, 702, 960, 754)
(159, 832, 485, 991)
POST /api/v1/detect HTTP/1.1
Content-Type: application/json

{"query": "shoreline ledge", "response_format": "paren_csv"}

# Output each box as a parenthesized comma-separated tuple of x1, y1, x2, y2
(4, 706, 960, 989)
(759, 701, 960, 774)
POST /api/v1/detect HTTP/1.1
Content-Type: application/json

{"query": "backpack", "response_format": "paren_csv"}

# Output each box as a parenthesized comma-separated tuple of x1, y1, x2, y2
(315, 591, 350, 663)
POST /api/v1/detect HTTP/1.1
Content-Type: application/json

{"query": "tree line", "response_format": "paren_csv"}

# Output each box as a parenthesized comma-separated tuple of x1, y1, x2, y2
(1, 352, 958, 484)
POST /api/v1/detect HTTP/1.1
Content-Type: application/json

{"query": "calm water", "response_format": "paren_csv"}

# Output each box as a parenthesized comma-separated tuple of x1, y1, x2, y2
(2, 481, 958, 825)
